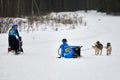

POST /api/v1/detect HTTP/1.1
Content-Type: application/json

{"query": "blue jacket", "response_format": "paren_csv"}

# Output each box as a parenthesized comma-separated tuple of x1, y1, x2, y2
(60, 42, 74, 58)
(8, 27, 20, 38)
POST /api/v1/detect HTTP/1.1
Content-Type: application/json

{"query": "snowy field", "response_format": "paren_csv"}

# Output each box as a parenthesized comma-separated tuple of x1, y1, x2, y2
(0, 11, 120, 80)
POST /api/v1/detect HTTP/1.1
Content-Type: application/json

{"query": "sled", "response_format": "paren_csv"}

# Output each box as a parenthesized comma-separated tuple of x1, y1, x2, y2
(71, 46, 83, 57)
(8, 36, 23, 54)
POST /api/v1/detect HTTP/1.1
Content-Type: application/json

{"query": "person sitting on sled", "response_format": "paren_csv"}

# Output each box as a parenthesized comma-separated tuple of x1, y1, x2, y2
(58, 38, 74, 58)
(8, 24, 20, 55)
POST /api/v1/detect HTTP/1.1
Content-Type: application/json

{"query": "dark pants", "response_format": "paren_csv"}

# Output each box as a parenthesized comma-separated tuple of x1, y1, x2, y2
(72, 46, 81, 58)
(8, 37, 19, 54)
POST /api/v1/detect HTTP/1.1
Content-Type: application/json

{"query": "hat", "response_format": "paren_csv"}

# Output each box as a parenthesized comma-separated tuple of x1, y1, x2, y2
(12, 24, 18, 28)
(62, 38, 67, 43)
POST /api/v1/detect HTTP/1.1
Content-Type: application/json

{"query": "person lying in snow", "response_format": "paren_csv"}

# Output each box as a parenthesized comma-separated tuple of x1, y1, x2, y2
(58, 38, 81, 58)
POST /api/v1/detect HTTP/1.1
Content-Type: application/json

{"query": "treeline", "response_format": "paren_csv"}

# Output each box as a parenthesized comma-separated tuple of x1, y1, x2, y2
(0, 0, 120, 17)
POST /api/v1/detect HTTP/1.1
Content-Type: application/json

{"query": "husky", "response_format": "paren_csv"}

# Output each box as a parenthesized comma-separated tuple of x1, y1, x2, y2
(92, 41, 103, 55)
(106, 43, 112, 56)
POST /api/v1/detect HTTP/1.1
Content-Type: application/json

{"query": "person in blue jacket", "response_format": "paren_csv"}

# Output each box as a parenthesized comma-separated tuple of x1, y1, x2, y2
(8, 24, 20, 55)
(58, 38, 74, 58)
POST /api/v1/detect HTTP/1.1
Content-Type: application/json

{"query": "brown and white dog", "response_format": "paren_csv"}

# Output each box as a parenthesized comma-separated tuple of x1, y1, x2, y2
(92, 41, 103, 55)
(106, 43, 112, 56)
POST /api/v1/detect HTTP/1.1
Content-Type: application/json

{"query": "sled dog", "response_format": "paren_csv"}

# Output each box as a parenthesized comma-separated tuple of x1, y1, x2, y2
(106, 43, 112, 56)
(92, 41, 103, 55)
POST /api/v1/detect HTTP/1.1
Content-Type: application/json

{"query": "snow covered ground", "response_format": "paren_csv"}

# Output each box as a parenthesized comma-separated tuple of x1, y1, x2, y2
(0, 11, 120, 80)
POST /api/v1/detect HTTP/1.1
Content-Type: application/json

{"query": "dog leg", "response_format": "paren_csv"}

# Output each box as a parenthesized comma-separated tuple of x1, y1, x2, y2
(106, 50, 110, 56)
(97, 51, 99, 55)
(100, 50, 102, 55)
(109, 51, 111, 55)
(96, 50, 99, 55)
(108, 50, 109, 55)
(106, 52, 109, 56)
